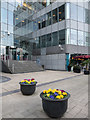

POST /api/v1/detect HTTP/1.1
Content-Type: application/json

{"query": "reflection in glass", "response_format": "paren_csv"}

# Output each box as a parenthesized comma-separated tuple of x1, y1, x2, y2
(46, 12, 51, 26)
(78, 31, 84, 46)
(1, 8, 7, 24)
(59, 29, 65, 45)
(52, 32, 59, 46)
(66, 29, 70, 44)
(65, 3, 70, 19)
(47, 33, 52, 47)
(71, 29, 77, 45)
(71, 3, 77, 21)
(78, 6, 84, 22)
(41, 35, 46, 47)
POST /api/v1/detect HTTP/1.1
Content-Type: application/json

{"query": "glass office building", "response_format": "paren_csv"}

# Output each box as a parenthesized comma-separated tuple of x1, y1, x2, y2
(0, 0, 90, 70)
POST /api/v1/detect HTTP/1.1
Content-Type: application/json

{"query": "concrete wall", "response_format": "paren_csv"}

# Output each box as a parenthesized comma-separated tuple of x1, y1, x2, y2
(32, 53, 66, 70)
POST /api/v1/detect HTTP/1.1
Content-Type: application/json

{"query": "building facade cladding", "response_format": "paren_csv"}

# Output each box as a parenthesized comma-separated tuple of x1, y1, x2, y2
(31, 1, 90, 70)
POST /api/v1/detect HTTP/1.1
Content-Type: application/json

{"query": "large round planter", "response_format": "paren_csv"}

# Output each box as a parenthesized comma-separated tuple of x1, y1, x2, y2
(68, 66, 71, 72)
(73, 69, 81, 73)
(19, 82, 37, 95)
(84, 70, 90, 75)
(40, 92, 70, 118)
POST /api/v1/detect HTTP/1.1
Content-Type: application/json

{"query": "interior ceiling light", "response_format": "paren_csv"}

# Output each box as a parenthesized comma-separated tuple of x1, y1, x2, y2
(16, 18, 18, 20)
(23, 2, 32, 10)
(53, 14, 55, 16)
(59, 12, 62, 14)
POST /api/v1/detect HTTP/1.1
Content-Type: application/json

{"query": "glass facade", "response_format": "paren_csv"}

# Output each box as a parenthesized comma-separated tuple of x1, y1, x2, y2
(1, 1, 90, 57)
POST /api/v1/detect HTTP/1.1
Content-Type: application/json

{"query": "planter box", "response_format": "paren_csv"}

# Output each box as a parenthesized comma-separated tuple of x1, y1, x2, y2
(73, 68, 81, 73)
(19, 82, 37, 95)
(40, 92, 70, 118)
(84, 70, 90, 75)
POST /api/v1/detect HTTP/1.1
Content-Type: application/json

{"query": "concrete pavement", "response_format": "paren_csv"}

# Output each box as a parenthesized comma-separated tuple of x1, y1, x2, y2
(0, 70, 88, 118)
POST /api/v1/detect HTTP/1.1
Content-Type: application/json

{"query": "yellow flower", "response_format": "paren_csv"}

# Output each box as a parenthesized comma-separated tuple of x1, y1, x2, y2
(43, 90, 46, 93)
(48, 88, 52, 92)
(32, 80, 35, 82)
(46, 90, 49, 93)
(56, 96, 61, 99)
(60, 95, 64, 99)
(58, 91, 62, 95)
(63, 92, 67, 96)
(46, 94, 50, 97)
(21, 80, 24, 83)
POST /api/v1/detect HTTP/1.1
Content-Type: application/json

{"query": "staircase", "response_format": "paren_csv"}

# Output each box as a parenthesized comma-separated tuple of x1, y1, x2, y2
(2, 60, 44, 74)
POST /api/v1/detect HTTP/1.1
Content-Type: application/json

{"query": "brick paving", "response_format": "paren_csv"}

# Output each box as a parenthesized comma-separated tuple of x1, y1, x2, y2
(0, 70, 88, 118)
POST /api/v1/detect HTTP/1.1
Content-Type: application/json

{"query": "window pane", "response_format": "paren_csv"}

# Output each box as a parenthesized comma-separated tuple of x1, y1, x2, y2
(47, 34, 51, 47)
(52, 32, 58, 46)
(78, 31, 84, 46)
(65, 3, 70, 19)
(52, 8, 58, 24)
(71, 29, 77, 45)
(1, 8, 7, 24)
(59, 29, 65, 45)
(66, 29, 70, 44)
(78, 6, 84, 22)
(41, 35, 46, 47)
(47, 12, 51, 26)
(85, 9, 89, 24)
(8, 10, 13, 25)
(59, 4, 65, 22)
(71, 3, 77, 21)
(41, 15, 46, 28)
(33, 19, 38, 31)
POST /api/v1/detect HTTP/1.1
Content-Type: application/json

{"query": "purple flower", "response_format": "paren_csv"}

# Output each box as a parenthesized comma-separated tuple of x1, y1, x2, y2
(60, 90, 65, 93)
(50, 95, 54, 99)
(54, 92, 58, 96)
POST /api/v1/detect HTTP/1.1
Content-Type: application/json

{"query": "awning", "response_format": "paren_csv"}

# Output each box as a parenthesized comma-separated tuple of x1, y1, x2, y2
(73, 55, 90, 59)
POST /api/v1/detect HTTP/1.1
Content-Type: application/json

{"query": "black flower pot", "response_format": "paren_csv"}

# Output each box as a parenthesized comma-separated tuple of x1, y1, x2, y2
(73, 69, 81, 73)
(84, 70, 90, 75)
(40, 92, 70, 118)
(19, 82, 37, 95)
(68, 66, 71, 72)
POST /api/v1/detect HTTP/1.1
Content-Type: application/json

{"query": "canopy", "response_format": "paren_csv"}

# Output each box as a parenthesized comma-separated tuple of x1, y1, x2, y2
(73, 55, 90, 59)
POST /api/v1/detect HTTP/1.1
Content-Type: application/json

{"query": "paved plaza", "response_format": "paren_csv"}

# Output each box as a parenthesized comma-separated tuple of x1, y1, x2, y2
(0, 70, 88, 118)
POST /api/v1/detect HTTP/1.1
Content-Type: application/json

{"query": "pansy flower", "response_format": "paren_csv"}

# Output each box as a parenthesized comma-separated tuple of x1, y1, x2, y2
(50, 95, 54, 99)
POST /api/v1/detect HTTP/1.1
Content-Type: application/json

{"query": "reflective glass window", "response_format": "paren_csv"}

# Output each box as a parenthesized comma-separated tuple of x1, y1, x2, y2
(71, 3, 77, 21)
(78, 31, 84, 46)
(71, 29, 77, 45)
(59, 4, 65, 22)
(52, 32, 59, 46)
(47, 33, 52, 47)
(37, 17, 42, 29)
(1, 1, 7, 9)
(33, 19, 38, 31)
(78, 6, 84, 22)
(1, 8, 7, 24)
(41, 35, 46, 47)
(52, 8, 58, 24)
(66, 29, 70, 44)
(41, 15, 46, 28)
(85, 9, 89, 24)
(1, 23, 7, 32)
(59, 29, 65, 45)
(46, 12, 51, 26)
(8, 10, 13, 25)
(85, 32, 88, 46)
(65, 3, 70, 19)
